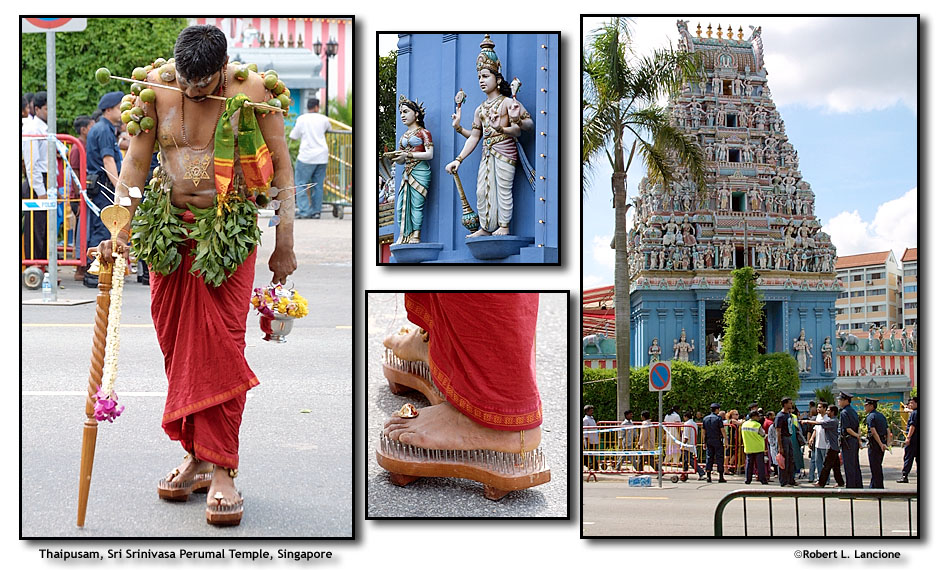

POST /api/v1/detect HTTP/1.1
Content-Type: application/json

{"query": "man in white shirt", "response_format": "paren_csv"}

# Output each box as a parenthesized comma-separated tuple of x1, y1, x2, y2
(663, 405, 681, 465)
(21, 90, 49, 260)
(582, 405, 599, 471)
(289, 97, 332, 219)
(682, 410, 704, 480)
(807, 401, 828, 483)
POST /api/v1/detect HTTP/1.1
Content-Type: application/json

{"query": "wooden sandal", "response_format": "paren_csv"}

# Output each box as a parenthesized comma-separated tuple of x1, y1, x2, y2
(205, 468, 243, 526)
(376, 433, 550, 501)
(382, 347, 445, 405)
(157, 455, 213, 501)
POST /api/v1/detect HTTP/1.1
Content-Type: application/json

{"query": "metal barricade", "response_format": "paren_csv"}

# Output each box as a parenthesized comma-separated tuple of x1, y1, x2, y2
(714, 488, 917, 537)
(323, 119, 352, 217)
(21, 133, 88, 271)
(583, 422, 701, 479)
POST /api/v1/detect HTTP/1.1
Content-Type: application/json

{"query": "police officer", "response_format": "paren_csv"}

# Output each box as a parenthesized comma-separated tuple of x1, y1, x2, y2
(898, 396, 918, 483)
(837, 391, 863, 488)
(83, 91, 124, 287)
(702, 403, 727, 483)
(864, 398, 888, 488)
(775, 397, 798, 486)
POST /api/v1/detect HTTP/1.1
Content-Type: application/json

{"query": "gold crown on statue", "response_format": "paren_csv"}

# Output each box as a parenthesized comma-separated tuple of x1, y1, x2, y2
(476, 34, 500, 74)
(398, 94, 426, 117)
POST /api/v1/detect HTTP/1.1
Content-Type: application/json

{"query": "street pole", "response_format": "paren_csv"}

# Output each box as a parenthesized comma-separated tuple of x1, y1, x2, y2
(46, 30, 59, 301)
(658, 391, 663, 487)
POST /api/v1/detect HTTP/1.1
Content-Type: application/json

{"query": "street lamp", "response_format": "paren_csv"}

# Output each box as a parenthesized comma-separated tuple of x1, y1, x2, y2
(313, 36, 339, 112)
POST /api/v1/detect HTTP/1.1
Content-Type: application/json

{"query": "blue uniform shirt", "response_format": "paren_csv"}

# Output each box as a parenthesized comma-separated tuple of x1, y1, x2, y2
(702, 413, 723, 444)
(86, 116, 122, 178)
(840, 405, 859, 440)
(866, 410, 888, 446)
(907, 409, 918, 445)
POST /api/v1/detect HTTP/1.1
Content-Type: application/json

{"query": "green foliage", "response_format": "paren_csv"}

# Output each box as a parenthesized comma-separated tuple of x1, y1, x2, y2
(186, 199, 262, 287)
(131, 184, 187, 275)
(722, 267, 765, 364)
(583, 354, 800, 423)
(857, 403, 904, 444)
(21, 18, 188, 134)
(285, 125, 300, 165)
(813, 386, 836, 406)
(328, 90, 353, 126)
(378, 50, 398, 159)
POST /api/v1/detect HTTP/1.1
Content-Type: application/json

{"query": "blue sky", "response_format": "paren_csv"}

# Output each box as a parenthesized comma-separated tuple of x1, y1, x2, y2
(582, 16, 918, 289)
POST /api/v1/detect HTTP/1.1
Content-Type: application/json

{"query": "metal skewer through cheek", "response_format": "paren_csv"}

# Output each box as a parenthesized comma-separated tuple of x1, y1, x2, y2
(108, 74, 286, 113)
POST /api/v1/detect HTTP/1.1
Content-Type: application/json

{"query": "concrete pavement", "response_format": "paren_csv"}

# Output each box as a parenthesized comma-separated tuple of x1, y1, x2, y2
(21, 213, 352, 537)
(366, 292, 569, 518)
(583, 444, 917, 537)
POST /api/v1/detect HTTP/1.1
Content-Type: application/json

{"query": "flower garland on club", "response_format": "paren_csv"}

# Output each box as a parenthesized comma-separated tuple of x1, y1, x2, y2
(95, 253, 127, 423)
(250, 284, 309, 319)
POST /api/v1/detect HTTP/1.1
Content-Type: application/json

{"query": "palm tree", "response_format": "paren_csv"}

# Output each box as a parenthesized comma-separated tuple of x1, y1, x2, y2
(582, 18, 707, 420)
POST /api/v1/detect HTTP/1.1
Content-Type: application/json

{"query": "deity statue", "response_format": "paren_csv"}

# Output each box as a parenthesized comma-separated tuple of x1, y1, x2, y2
(821, 336, 834, 373)
(391, 96, 433, 244)
(867, 324, 879, 352)
(673, 329, 694, 362)
(648, 338, 662, 363)
(792, 328, 812, 373)
(446, 35, 534, 237)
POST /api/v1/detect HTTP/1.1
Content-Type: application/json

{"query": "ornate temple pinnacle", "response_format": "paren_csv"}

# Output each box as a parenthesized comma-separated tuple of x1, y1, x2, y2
(696, 22, 702, 38)
(706, 23, 713, 38)
(717, 24, 723, 40)
(727, 26, 733, 40)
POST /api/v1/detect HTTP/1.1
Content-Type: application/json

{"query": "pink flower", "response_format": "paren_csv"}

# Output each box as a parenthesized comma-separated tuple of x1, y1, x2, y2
(93, 388, 124, 423)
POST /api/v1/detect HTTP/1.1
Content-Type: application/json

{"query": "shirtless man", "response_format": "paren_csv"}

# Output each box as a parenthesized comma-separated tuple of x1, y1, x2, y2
(98, 25, 296, 524)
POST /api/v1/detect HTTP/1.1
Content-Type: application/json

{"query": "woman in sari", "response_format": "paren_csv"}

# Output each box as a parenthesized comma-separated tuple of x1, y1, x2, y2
(392, 96, 433, 244)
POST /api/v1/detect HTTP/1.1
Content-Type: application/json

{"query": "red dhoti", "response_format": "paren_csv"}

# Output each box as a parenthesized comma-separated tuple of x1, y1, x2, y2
(404, 293, 541, 431)
(150, 231, 258, 469)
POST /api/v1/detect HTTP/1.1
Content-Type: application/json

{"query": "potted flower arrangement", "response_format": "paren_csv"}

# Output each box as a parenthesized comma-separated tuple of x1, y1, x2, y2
(250, 284, 309, 342)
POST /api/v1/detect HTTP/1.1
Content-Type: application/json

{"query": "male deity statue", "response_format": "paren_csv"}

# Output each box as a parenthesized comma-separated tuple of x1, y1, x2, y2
(673, 329, 694, 362)
(821, 337, 834, 373)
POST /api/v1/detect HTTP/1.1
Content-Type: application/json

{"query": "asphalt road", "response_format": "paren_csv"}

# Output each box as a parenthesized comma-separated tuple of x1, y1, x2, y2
(366, 292, 569, 518)
(583, 445, 917, 537)
(21, 212, 352, 538)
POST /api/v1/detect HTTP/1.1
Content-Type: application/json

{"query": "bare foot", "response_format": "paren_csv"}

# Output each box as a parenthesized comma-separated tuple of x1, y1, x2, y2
(164, 455, 212, 485)
(383, 401, 541, 453)
(207, 467, 241, 508)
(466, 228, 492, 238)
(492, 226, 510, 236)
(383, 326, 429, 363)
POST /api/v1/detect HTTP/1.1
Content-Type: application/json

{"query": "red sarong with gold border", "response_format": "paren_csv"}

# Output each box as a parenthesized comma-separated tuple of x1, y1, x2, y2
(405, 293, 542, 431)
(150, 216, 258, 469)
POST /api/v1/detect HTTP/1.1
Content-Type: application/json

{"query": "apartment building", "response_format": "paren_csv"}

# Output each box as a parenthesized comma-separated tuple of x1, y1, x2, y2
(835, 251, 902, 336)
(901, 248, 918, 327)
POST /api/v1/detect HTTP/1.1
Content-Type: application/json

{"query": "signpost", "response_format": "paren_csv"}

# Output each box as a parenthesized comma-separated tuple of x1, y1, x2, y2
(649, 361, 672, 487)
(22, 18, 87, 302)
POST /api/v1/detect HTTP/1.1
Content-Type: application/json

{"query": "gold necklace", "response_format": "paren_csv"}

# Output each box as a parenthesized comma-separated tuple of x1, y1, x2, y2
(180, 66, 227, 151)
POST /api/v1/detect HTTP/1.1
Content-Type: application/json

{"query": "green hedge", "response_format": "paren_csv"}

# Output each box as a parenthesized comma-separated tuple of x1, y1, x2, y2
(582, 353, 800, 422)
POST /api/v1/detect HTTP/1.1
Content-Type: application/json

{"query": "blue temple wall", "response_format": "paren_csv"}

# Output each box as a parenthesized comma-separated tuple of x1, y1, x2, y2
(392, 33, 559, 263)
(629, 287, 839, 388)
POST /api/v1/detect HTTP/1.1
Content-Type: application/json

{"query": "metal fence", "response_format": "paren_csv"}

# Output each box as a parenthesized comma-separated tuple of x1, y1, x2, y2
(714, 488, 917, 537)
(583, 422, 702, 479)
(323, 119, 352, 217)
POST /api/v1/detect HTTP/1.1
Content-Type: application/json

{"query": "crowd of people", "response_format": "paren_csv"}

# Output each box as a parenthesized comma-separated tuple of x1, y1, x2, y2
(583, 393, 919, 489)
(21, 89, 143, 286)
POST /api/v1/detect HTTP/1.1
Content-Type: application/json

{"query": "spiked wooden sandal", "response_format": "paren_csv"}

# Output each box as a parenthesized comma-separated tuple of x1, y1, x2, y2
(205, 468, 243, 526)
(157, 454, 213, 501)
(382, 327, 445, 404)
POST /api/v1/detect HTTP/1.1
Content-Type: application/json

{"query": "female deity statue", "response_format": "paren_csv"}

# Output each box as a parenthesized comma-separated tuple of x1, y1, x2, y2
(648, 338, 662, 363)
(821, 336, 834, 373)
(792, 329, 812, 373)
(673, 329, 694, 362)
(446, 35, 534, 237)
(867, 324, 880, 352)
(391, 96, 433, 244)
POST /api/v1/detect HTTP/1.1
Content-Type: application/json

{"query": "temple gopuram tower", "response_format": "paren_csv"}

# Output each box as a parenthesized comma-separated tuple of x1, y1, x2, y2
(627, 21, 842, 398)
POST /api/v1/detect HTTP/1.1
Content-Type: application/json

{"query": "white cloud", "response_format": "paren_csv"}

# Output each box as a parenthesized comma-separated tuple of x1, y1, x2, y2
(589, 17, 917, 114)
(592, 234, 614, 270)
(583, 274, 607, 290)
(826, 188, 917, 258)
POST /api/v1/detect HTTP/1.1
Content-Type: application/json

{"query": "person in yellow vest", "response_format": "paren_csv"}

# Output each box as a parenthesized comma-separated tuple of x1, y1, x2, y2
(741, 409, 769, 484)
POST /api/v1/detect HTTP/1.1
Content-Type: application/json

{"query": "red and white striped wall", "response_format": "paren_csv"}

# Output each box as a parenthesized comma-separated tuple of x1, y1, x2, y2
(584, 359, 618, 370)
(837, 353, 918, 386)
(193, 17, 352, 104)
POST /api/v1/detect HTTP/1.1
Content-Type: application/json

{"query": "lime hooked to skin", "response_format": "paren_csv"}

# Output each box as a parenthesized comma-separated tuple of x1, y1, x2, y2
(140, 88, 156, 103)
(263, 72, 279, 89)
(95, 67, 111, 85)
(127, 121, 141, 136)
(132, 67, 147, 81)
(120, 101, 133, 113)
(131, 82, 143, 96)
(235, 66, 250, 81)
(139, 116, 155, 132)
(120, 110, 133, 124)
